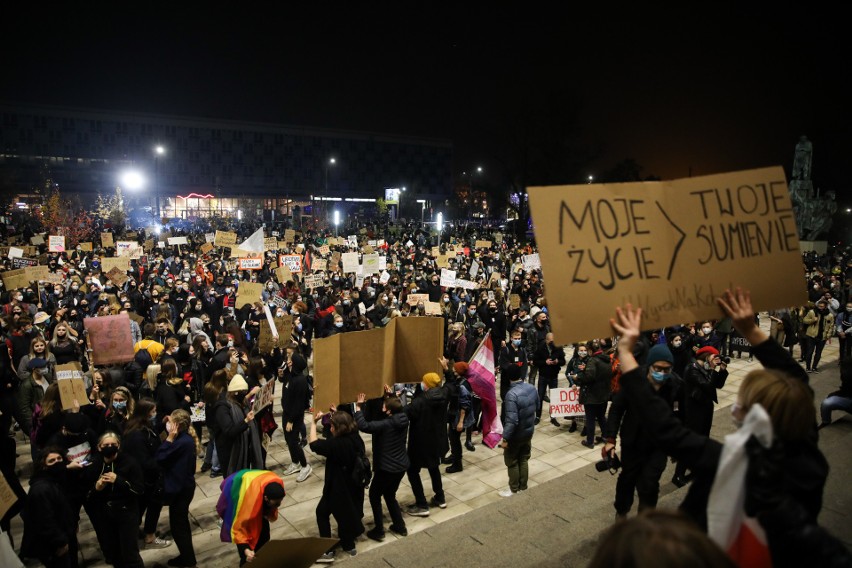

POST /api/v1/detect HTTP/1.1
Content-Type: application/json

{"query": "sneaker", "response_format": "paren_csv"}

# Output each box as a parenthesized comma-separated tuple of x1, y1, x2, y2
(464, 441, 476, 452)
(282, 463, 301, 476)
(200, 462, 212, 473)
(406, 504, 430, 517)
(209, 469, 223, 478)
(550, 418, 560, 427)
(581, 440, 594, 449)
(343, 548, 357, 557)
(429, 496, 447, 509)
(145, 537, 172, 549)
(389, 524, 408, 537)
(445, 464, 463, 474)
(296, 464, 312, 482)
(316, 551, 335, 563)
(812, 368, 821, 374)
(366, 527, 385, 542)
(498, 488, 515, 498)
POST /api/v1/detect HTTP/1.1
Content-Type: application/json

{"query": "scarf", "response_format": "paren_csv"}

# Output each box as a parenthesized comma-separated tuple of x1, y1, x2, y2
(226, 400, 263, 475)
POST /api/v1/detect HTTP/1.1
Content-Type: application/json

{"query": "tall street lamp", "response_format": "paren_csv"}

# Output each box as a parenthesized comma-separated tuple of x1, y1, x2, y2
(322, 157, 336, 227)
(154, 145, 165, 219)
(334, 210, 341, 236)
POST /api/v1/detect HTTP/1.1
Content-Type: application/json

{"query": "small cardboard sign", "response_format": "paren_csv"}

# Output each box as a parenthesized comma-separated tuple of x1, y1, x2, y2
(167, 236, 188, 245)
(84, 314, 135, 365)
(237, 281, 264, 306)
(319, 245, 330, 256)
(101, 232, 114, 248)
(510, 294, 521, 309)
(279, 254, 303, 274)
(205, 233, 216, 243)
(48, 235, 66, 252)
(101, 257, 131, 273)
(304, 273, 325, 289)
(275, 265, 293, 283)
(214, 230, 238, 248)
(252, 380, 276, 413)
(264, 237, 279, 251)
(200, 242, 214, 254)
(30, 235, 45, 246)
(407, 293, 429, 306)
(239, 257, 263, 271)
(107, 266, 129, 286)
(475, 240, 492, 249)
(424, 301, 443, 315)
(79, 242, 93, 252)
(548, 388, 586, 418)
(7, 246, 23, 259)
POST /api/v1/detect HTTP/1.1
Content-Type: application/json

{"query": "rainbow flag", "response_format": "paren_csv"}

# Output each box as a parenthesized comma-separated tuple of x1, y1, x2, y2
(467, 331, 503, 448)
(217, 469, 285, 548)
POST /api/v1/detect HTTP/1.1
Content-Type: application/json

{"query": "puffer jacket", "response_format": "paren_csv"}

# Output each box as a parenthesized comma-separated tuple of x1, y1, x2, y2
(502, 381, 538, 441)
(354, 409, 410, 474)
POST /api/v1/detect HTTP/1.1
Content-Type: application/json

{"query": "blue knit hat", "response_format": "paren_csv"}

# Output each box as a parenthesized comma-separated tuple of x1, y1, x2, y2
(647, 344, 674, 366)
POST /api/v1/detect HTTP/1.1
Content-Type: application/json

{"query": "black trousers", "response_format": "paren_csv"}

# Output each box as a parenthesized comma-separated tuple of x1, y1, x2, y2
(166, 485, 197, 565)
(238, 519, 269, 566)
(613, 446, 668, 516)
(447, 423, 463, 465)
(407, 463, 444, 507)
(89, 500, 144, 568)
(284, 426, 307, 467)
(369, 469, 406, 532)
(583, 403, 607, 444)
(40, 537, 79, 568)
(316, 494, 360, 551)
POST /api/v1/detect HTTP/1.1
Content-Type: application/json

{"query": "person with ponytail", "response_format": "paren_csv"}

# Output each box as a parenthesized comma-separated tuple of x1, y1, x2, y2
(156, 409, 200, 568)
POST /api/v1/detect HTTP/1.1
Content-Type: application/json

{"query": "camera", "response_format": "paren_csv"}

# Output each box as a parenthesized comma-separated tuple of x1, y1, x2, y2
(720, 356, 731, 364)
(595, 453, 622, 474)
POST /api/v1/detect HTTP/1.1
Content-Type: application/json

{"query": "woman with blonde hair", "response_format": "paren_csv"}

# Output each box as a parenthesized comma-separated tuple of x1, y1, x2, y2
(49, 321, 82, 365)
(31, 381, 64, 452)
(17, 336, 56, 384)
(157, 409, 200, 567)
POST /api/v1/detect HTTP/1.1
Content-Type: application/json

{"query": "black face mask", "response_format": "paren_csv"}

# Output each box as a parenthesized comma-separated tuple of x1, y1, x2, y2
(100, 446, 118, 458)
(47, 461, 67, 479)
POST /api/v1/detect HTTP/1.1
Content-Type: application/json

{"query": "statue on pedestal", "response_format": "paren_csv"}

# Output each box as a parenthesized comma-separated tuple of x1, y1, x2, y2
(792, 135, 813, 181)
(788, 136, 835, 241)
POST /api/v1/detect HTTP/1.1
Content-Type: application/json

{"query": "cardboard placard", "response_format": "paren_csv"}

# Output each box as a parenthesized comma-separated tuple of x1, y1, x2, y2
(362, 253, 380, 274)
(304, 273, 325, 289)
(30, 235, 45, 246)
(341, 252, 359, 273)
(84, 314, 135, 365)
(284, 229, 296, 243)
(200, 242, 214, 254)
(101, 232, 114, 248)
(319, 245, 330, 256)
(236, 281, 264, 306)
(1, 268, 29, 290)
(436, 254, 451, 268)
(279, 254, 302, 274)
(264, 237, 279, 251)
(548, 388, 586, 418)
(275, 265, 292, 284)
(424, 301, 443, 315)
(258, 316, 293, 354)
(0, 470, 19, 520)
(56, 362, 90, 409)
(526, 166, 805, 344)
(510, 294, 521, 309)
(252, 380, 276, 413)
(107, 266, 129, 286)
(406, 293, 429, 306)
(205, 233, 216, 243)
(470, 259, 480, 278)
(48, 235, 66, 252)
(311, 258, 328, 272)
(522, 253, 541, 272)
(79, 242, 94, 251)
(475, 240, 492, 249)
(101, 257, 131, 273)
(116, 241, 141, 258)
(7, 246, 23, 259)
(239, 257, 263, 271)
(214, 230, 238, 247)
(250, 538, 340, 568)
(313, 317, 444, 413)
(330, 251, 341, 270)
(440, 268, 457, 287)
(167, 236, 188, 245)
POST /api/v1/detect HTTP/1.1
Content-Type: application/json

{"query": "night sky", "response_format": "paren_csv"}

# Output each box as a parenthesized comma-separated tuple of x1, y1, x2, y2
(3, 7, 849, 203)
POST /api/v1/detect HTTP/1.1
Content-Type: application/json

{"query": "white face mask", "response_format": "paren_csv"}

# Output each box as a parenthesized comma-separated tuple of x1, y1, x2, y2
(672, 340, 682, 348)
(421, 381, 428, 391)
(702, 327, 712, 334)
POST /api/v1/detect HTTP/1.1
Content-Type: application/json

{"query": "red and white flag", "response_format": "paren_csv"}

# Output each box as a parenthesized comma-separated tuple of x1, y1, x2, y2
(467, 331, 503, 448)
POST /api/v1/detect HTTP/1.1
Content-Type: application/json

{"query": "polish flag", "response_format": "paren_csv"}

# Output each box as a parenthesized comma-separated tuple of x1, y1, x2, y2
(467, 331, 503, 448)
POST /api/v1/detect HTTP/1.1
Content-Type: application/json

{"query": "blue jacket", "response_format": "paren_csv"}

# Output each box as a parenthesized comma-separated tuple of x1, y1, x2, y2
(502, 381, 538, 441)
(156, 432, 196, 494)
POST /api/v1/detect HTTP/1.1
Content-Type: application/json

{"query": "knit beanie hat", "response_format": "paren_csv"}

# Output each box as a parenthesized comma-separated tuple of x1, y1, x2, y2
(227, 374, 249, 392)
(646, 344, 674, 367)
(422, 372, 442, 389)
(453, 362, 469, 376)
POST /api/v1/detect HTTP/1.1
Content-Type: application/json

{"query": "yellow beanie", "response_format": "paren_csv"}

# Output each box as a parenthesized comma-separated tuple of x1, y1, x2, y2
(422, 372, 442, 389)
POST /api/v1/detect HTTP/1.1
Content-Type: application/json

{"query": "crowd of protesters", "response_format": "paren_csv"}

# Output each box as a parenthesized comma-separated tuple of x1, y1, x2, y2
(0, 213, 850, 566)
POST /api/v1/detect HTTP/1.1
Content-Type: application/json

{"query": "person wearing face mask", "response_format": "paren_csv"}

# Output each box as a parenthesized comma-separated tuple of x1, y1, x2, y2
(122, 398, 171, 550)
(835, 302, 852, 361)
(693, 321, 722, 353)
(498, 329, 529, 419)
(212, 374, 260, 477)
(21, 447, 82, 568)
(404, 372, 450, 517)
(84, 431, 146, 568)
(481, 300, 508, 349)
(328, 314, 347, 336)
(280, 354, 313, 482)
(533, 333, 566, 427)
(667, 332, 693, 379)
(103, 386, 136, 435)
(603, 343, 683, 520)
(803, 299, 836, 373)
(608, 289, 846, 566)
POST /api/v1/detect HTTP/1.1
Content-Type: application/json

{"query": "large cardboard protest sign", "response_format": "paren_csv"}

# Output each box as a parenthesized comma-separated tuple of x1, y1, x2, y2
(84, 314, 135, 365)
(214, 230, 238, 248)
(237, 282, 264, 306)
(101, 257, 131, 273)
(313, 317, 444, 413)
(258, 316, 293, 354)
(1, 268, 29, 290)
(279, 254, 303, 274)
(252, 380, 276, 413)
(527, 167, 805, 344)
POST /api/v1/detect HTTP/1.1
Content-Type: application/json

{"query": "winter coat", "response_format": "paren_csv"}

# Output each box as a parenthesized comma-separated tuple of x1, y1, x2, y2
(405, 385, 449, 468)
(502, 380, 538, 441)
(803, 309, 836, 340)
(574, 352, 612, 405)
(354, 409, 410, 473)
(21, 471, 76, 560)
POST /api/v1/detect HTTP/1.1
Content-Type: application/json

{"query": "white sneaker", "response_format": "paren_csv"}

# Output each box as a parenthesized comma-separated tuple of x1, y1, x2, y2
(283, 463, 301, 476)
(296, 464, 313, 482)
(498, 488, 515, 498)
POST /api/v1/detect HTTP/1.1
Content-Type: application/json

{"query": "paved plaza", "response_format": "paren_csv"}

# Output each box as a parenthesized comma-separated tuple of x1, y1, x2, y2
(7, 318, 851, 566)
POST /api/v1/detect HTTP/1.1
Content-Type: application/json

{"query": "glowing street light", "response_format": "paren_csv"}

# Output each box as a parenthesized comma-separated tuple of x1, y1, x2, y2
(588, 175, 594, 183)
(334, 210, 341, 236)
(120, 170, 145, 191)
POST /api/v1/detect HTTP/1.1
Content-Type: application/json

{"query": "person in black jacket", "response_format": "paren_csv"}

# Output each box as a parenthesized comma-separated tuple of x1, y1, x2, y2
(280, 353, 312, 482)
(83, 431, 145, 568)
(603, 343, 683, 520)
(404, 372, 449, 517)
(609, 288, 836, 566)
(21, 447, 80, 568)
(574, 344, 613, 447)
(533, 333, 566, 425)
(354, 390, 410, 541)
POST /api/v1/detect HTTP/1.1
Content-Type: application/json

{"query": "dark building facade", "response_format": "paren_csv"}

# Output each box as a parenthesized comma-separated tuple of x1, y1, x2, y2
(0, 103, 453, 221)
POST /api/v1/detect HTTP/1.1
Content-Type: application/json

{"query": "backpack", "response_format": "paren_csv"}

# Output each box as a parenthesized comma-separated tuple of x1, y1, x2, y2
(349, 445, 372, 489)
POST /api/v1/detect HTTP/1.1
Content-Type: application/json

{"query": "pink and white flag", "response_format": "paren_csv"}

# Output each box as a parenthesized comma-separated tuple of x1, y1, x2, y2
(467, 331, 503, 448)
